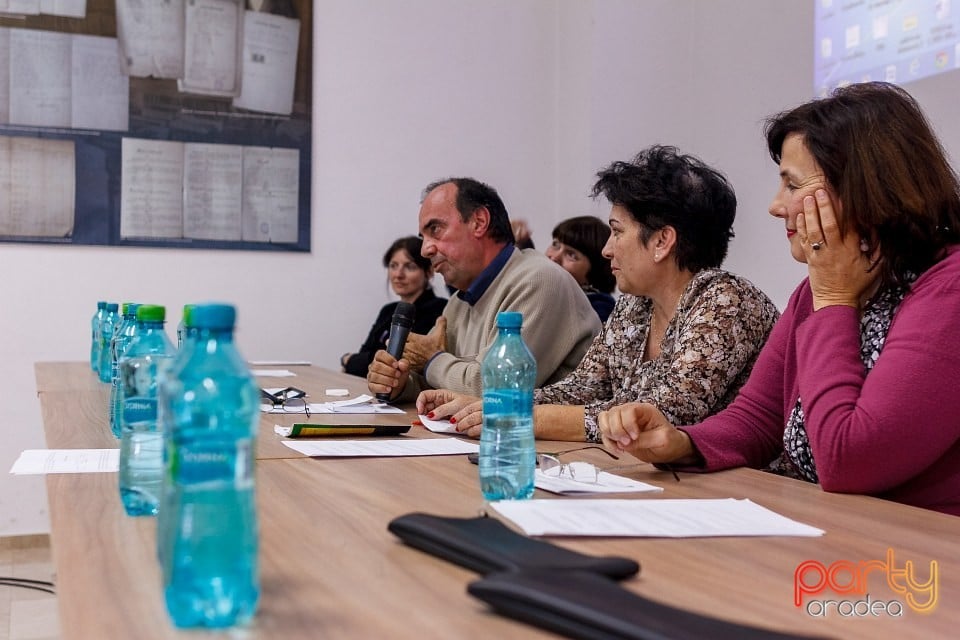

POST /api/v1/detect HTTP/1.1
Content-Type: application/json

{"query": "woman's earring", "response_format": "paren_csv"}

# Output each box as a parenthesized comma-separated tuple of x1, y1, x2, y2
(859, 238, 870, 253)
(654, 251, 661, 261)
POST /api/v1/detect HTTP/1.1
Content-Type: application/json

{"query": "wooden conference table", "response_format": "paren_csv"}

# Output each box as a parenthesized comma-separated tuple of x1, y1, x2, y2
(35, 362, 960, 639)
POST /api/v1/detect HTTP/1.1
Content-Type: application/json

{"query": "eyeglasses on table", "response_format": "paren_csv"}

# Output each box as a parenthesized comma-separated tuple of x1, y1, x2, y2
(261, 387, 312, 418)
(536, 444, 679, 483)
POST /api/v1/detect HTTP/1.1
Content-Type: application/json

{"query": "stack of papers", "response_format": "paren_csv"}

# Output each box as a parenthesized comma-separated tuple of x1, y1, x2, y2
(534, 470, 662, 495)
(10, 449, 119, 475)
(282, 439, 479, 457)
(261, 393, 405, 415)
(490, 498, 825, 537)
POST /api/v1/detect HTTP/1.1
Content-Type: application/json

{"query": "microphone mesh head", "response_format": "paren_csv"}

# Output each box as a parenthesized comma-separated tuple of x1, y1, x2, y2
(392, 301, 416, 328)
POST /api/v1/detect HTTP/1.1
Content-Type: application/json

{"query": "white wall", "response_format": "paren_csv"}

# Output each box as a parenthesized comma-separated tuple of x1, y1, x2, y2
(3, 0, 958, 535)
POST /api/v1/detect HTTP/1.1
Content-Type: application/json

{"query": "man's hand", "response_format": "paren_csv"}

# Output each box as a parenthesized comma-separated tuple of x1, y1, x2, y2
(403, 316, 447, 372)
(366, 349, 410, 401)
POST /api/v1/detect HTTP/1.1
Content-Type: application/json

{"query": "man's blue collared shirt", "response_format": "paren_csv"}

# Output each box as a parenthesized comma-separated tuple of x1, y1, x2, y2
(424, 243, 515, 376)
(456, 243, 515, 306)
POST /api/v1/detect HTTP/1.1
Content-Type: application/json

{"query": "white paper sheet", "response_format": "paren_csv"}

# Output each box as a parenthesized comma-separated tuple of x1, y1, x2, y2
(418, 414, 458, 434)
(10, 449, 119, 475)
(282, 439, 479, 458)
(248, 360, 311, 366)
(115, 0, 184, 78)
(490, 498, 825, 538)
(0, 28, 10, 124)
(261, 393, 406, 415)
(233, 10, 299, 115)
(70, 34, 129, 131)
(39, 0, 85, 18)
(9, 29, 71, 127)
(181, 0, 242, 96)
(120, 138, 185, 239)
(183, 142, 244, 240)
(240, 146, 299, 243)
(251, 369, 295, 377)
(533, 469, 663, 495)
(0, 135, 76, 237)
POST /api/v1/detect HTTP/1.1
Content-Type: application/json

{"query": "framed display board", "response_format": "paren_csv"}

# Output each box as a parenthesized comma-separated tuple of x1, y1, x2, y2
(0, 0, 312, 252)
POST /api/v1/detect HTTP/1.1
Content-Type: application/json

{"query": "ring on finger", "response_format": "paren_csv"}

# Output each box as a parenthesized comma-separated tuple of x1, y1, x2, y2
(810, 241, 823, 251)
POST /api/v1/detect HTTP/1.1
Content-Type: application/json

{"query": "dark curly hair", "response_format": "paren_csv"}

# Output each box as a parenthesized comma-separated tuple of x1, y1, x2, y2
(591, 145, 736, 272)
(765, 81, 960, 286)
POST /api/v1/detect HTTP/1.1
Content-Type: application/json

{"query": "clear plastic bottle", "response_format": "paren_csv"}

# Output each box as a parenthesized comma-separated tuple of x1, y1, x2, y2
(110, 303, 141, 438)
(90, 301, 107, 371)
(479, 311, 537, 501)
(118, 305, 176, 516)
(97, 303, 120, 383)
(176, 304, 195, 349)
(159, 304, 259, 628)
(157, 303, 197, 566)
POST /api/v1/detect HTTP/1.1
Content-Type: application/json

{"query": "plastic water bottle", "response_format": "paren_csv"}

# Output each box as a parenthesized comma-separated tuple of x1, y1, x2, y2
(176, 304, 195, 349)
(118, 305, 176, 516)
(479, 311, 536, 500)
(159, 304, 259, 628)
(90, 301, 107, 371)
(110, 303, 141, 437)
(98, 303, 120, 383)
(157, 303, 199, 566)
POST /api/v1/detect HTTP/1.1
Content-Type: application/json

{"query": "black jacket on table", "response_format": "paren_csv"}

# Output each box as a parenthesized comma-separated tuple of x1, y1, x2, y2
(343, 288, 448, 378)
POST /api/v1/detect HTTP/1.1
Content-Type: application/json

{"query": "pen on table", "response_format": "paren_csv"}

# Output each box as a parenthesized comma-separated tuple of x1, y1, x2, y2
(664, 464, 680, 482)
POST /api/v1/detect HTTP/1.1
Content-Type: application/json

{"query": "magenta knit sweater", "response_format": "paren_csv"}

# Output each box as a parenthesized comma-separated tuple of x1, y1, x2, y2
(683, 246, 960, 516)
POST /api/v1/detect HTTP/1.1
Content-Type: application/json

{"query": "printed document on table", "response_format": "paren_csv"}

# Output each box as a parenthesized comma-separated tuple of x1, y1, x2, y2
(490, 498, 825, 538)
(534, 469, 663, 495)
(250, 369, 296, 377)
(283, 439, 479, 458)
(10, 449, 119, 475)
(261, 394, 405, 415)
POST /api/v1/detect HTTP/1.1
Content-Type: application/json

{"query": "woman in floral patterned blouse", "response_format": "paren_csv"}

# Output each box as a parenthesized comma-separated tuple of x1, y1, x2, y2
(416, 145, 779, 442)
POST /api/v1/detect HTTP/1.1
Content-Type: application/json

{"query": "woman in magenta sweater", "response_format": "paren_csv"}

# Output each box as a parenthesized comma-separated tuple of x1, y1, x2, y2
(598, 82, 960, 517)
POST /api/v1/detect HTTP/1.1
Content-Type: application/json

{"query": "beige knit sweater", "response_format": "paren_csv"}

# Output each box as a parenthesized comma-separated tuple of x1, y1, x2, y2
(398, 248, 601, 401)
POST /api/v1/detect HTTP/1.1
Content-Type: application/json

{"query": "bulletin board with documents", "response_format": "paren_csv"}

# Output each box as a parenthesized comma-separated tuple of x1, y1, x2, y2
(0, 0, 312, 252)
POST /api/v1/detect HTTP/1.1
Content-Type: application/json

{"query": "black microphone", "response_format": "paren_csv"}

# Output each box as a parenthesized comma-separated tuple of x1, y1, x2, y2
(376, 302, 416, 402)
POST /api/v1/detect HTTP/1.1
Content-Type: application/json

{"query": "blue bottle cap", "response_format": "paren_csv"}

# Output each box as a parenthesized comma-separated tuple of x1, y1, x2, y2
(496, 311, 523, 328)
(136, 304, 166, 323)
(106, 303, 119, 312)
(191, 304, 236, 330)
(96, 301, 107, 309)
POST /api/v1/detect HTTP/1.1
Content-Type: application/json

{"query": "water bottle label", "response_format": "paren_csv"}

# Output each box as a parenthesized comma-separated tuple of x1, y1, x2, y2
(483, 389, 533, 417)
(174, 438, 254, 489)
(123, 397, 157, 424)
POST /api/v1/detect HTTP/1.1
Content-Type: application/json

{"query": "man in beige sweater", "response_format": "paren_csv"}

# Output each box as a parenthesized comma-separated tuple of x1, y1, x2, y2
(367, 178, 601, 402)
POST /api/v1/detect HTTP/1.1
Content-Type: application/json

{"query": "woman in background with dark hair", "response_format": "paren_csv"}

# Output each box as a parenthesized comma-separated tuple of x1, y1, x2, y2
(545, 216, 617, 322)
(600, 82, 960, 516)
(341, 236, 446, 377)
